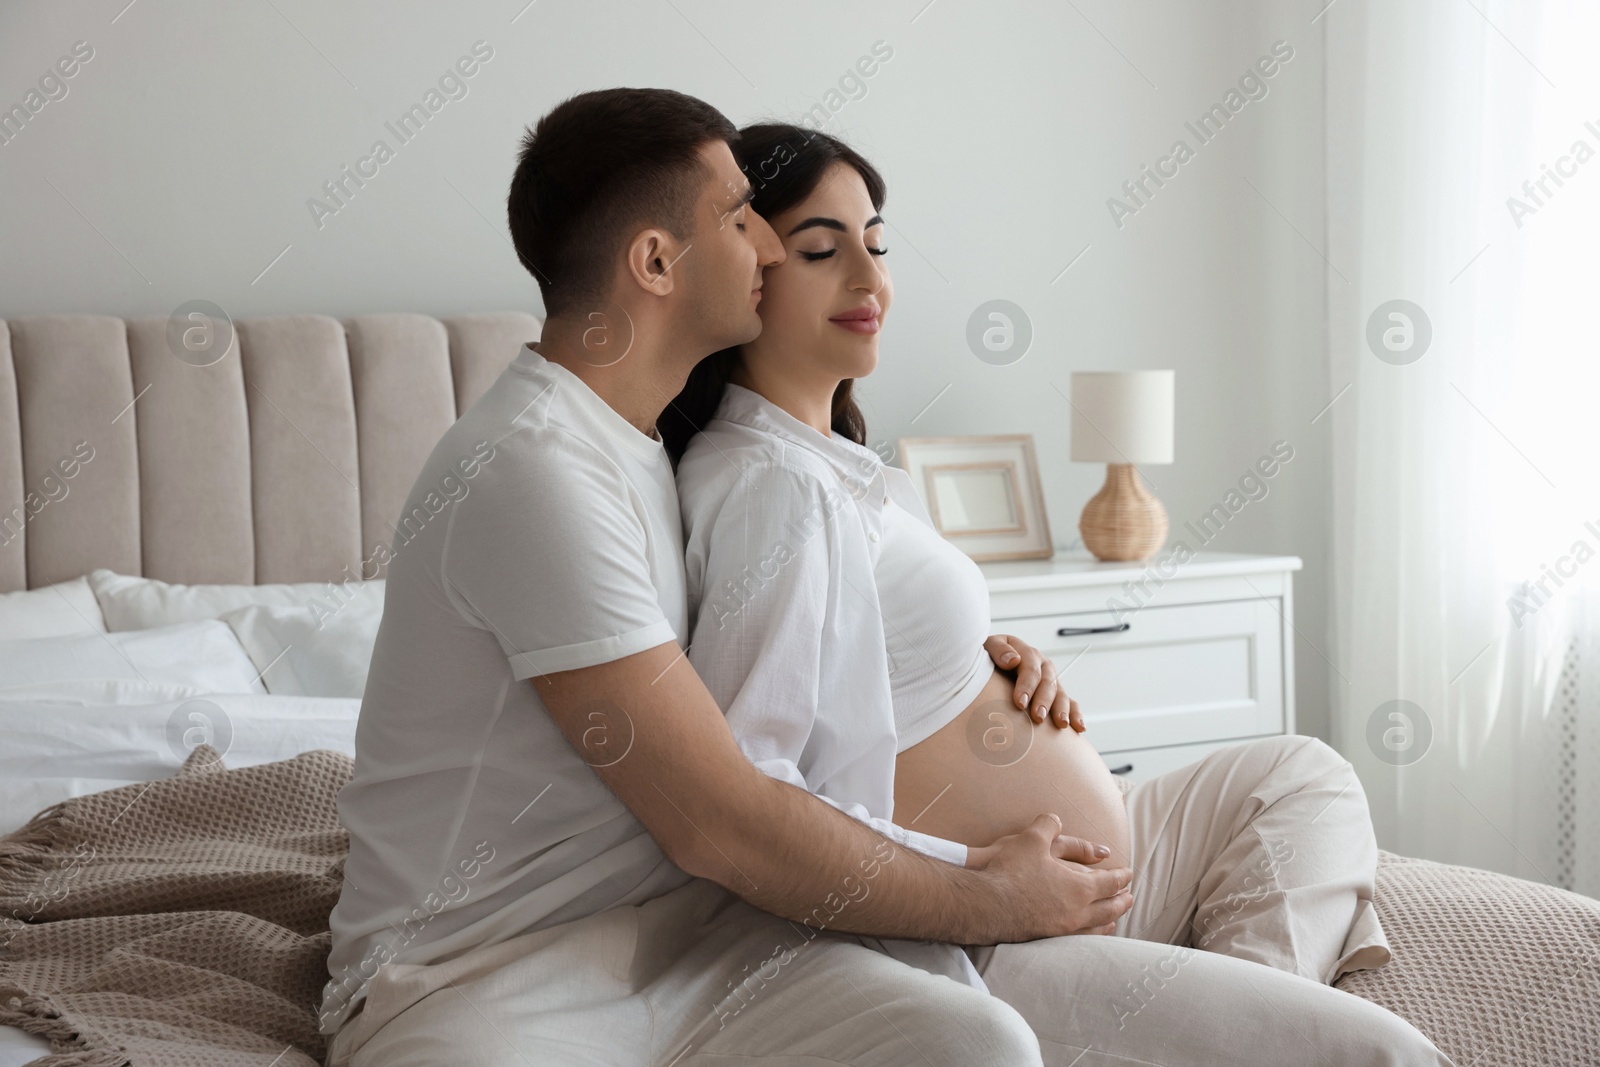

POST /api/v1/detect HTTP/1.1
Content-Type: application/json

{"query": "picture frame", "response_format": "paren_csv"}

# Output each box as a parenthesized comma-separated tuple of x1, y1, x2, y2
(896, 434, 1054, 562)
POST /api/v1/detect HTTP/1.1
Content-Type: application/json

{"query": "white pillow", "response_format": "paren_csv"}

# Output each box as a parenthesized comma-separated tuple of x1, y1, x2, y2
(0, 619, 266, 696)
(221, 595, 384, 698)
(0, 692, 361, 836)
(0, 576, 106, 639)
(87, 568, 384, 632)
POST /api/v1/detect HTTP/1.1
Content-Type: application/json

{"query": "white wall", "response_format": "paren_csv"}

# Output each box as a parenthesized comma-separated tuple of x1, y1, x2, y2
(0, 0, 1334, 740)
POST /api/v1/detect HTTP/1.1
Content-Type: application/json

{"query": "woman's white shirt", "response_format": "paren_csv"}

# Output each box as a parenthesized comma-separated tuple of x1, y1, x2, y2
(678, 385, 977, 868)
(678, 385, 994, 990)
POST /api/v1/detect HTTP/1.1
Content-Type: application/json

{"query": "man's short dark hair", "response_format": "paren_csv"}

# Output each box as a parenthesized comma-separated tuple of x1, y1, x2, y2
(507, 88, 739, 316)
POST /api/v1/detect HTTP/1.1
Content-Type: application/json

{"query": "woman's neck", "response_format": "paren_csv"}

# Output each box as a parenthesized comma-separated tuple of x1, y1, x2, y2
(732, 361, 839, 438)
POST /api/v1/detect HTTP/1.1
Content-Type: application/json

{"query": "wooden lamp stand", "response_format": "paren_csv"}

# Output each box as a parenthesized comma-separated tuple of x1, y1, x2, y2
(1079, 463, 1167, 561)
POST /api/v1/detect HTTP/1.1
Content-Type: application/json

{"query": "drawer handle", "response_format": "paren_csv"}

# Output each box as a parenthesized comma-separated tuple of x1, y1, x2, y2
(1108, 763, 1134, 775)
(1056, 622, 1132, 637)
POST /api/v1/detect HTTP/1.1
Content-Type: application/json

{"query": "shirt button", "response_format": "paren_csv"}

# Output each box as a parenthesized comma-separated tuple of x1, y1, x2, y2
(869, 531, 881, 543)
(883, 495, 889, 504)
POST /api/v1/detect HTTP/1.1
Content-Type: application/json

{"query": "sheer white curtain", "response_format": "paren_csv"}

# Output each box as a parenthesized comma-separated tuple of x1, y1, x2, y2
(1326, 0, 1600, 896)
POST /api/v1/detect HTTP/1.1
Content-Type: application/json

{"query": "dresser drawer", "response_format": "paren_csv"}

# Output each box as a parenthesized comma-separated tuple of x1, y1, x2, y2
(998, 599, 1284, 754)
(1096, 735, 1278, 783)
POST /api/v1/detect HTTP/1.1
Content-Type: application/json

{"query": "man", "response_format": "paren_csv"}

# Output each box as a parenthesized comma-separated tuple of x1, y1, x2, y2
(321, 88, 1128, 1067)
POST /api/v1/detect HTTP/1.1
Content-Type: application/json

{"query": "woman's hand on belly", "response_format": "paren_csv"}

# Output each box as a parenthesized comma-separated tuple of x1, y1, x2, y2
(894, 670, 1133, 874)
(984, 634, 1086, 732)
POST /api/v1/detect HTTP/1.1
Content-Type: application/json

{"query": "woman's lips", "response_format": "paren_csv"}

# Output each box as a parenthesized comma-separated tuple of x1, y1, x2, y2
(830, 308, 880, 335)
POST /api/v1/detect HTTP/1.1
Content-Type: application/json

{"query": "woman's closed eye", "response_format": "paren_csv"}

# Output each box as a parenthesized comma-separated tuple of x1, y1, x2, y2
(797, 246, 889, 261)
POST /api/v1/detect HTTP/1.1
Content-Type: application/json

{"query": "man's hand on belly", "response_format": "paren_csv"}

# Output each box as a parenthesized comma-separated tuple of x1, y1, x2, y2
(984, 634, 1086, 733)
(962, 812, 1134, 939)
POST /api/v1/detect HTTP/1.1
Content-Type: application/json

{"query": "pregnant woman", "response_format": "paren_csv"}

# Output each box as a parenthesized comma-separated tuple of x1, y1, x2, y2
(662, 125, 1130, 882)
(662, 124, 1451, 1067)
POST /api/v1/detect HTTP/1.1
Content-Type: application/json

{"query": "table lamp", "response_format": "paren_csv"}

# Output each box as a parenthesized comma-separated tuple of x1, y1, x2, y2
(1069, 370, 1175, 561)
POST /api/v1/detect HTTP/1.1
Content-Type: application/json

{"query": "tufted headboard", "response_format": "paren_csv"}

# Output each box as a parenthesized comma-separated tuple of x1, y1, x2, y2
(0, 312, 540, 593)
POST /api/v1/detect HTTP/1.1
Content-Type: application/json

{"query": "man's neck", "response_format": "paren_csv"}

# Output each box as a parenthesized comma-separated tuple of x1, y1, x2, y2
(534, 314, 695, 438)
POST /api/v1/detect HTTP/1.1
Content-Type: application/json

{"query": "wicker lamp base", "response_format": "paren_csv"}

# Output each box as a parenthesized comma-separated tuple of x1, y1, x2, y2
(1079, 463, 1167, 562)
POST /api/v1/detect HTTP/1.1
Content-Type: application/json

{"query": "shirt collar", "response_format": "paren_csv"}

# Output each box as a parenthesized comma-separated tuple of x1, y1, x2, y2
(715, 384, 885, 496)
(513, 343, 665, 463)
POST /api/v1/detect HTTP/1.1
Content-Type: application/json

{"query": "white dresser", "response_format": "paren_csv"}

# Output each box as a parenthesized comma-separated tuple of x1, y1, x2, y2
(981, 552, 1302, 783)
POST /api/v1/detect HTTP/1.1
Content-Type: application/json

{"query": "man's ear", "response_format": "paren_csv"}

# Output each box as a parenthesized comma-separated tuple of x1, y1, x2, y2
(626, 229, 678, 297)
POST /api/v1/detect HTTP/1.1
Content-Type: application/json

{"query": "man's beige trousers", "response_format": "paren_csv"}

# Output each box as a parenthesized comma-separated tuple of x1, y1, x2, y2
(327, 736, 1454, 1066)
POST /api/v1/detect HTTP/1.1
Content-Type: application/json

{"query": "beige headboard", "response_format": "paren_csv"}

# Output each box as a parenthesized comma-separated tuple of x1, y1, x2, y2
(0, 312, 540, 593)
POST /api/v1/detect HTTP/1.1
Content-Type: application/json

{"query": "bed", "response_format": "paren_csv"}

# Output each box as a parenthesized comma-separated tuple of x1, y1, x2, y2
(0, 313, 1595, 1067)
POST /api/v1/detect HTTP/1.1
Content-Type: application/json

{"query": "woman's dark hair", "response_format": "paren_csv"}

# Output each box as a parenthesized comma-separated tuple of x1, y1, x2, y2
(658, 124, 886, 461)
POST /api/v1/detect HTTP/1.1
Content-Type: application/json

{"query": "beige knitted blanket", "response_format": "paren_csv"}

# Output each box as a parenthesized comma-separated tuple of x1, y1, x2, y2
(0, 745, 350, 1067)
(1337, 849, 1600, 1067)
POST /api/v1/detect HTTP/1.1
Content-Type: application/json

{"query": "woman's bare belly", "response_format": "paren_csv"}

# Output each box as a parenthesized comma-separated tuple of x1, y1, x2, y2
(893, 669, 1132, 871)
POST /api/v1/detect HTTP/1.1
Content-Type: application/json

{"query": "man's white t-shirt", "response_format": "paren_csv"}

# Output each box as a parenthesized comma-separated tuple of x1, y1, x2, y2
(319, 344, 691, 1034)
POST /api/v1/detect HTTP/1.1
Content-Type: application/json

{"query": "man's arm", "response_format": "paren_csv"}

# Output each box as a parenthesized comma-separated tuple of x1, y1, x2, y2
(534, 641, 1134, 945)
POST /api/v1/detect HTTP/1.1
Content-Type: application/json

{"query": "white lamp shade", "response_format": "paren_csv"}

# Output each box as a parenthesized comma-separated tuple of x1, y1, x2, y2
(1069, 370, 1175, 465)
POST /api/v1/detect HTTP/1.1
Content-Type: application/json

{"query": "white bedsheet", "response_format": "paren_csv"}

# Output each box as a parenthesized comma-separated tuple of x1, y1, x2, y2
(0, 1025, 49, 1067)
(0, 688, 361, 1063)
(0, 690, 361, 836)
